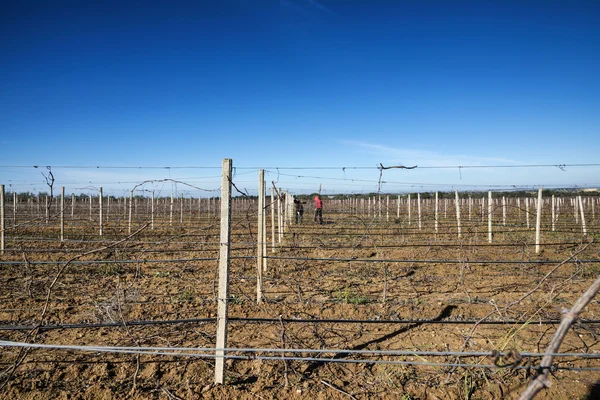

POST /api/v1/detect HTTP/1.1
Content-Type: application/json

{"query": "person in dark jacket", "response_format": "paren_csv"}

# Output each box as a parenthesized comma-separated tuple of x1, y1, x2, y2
(294, 199, 305, 224)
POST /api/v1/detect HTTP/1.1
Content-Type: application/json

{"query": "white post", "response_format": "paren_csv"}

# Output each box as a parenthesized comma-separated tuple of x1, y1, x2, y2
(488, 191, 492, 243)
(13, 192, 17, 226)
(551, 195, 556, 232)
(578, 196, 587, 236)
(180, 196, 184, 224)
(396, 195, 400, 219)
(407, 194, 411, 226)
(263, 182, 267, 272)
(151, 191, 155, 230)
(71, 194, 75, 219)
(257, 170, 264, 303)
(99, 187, 103, 236)
(89, 194, 92, 221)
(535, 188, 543, 253)
(468, 196, 472, 220)
(455, 190, 462, 239)
(417, 193, 422, 230)
(128, 190, 133, 234)
(502, 196, 506, 226)
(60, 187, 65, 242)
(271, 188, 275, 253)
(215, 158, 232, 385)
(169, 193, 174, 226)
(434, 191, 439, 236)
(277, 190, 283, 243)
(0, 185, 4, 254)
(386, 195, 389, 223)
(526, 198, 530, 229)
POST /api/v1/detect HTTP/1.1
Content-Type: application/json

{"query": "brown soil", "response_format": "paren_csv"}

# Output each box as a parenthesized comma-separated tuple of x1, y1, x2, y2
(1, 205, 599, 399)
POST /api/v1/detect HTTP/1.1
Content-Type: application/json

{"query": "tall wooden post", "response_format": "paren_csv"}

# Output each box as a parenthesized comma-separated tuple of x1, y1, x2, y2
(151, 191, 155, 230)
(578, 196, 587, 236)
(488, 191, 493, 243)
(99, 188, 104, 236)
(502, 196, 506, 226)
(257, 170, 265, 304)
(169, 193, 174, 226)
(0, 185, 4, 254)
(417, 193, 422, 230)
(455, 190, 462, 239)
(434, 192, 439, 236)
(13, 192, 17, 226)
(60, 187, 65, 242)
(535, 188, 543, 253)
(551, 195, 556, 232)
(386, 195, 389, 222)
(215, 158, 232, 385)
(407, 194, 411, 226)
(270, 188, 275, 252)
(128, 191, 133, 234)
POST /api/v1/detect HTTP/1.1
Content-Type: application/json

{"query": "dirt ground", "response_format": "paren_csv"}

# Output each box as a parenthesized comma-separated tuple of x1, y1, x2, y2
(1, 201, 599, 399)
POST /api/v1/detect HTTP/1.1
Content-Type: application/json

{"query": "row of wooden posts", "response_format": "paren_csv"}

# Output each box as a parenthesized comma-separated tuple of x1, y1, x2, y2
(0, 163, 598, 384)
(0, 183, 596, 255)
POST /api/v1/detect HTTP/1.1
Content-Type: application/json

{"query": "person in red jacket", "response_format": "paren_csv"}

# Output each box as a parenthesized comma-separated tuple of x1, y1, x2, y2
(314, 194, 323, 224)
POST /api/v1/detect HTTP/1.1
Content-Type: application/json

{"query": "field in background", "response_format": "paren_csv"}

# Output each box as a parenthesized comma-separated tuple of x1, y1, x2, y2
(1, 191, 599, 399)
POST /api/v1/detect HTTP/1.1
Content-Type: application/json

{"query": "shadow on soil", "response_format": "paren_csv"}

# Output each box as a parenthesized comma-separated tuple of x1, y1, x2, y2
(304, 305, 457, 375)
(584, 381, 600, 400)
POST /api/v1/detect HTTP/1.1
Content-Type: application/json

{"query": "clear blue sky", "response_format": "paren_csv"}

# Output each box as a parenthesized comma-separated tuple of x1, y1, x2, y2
(1, 0, 599, 196)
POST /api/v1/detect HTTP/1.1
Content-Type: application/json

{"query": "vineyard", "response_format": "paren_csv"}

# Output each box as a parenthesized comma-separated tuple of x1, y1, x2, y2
(1, 162, 599, 399)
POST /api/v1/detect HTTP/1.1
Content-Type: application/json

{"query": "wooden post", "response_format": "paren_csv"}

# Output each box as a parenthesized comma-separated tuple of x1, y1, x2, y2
(578, 196, 587, 236)
(169, 193, 174, 226)
(13, 192, 17, 226)
(468, 196, 472, 220)
(271, 188, 275, 253)
(277, 189, 283, 243)
(60, 187, 65, 242)
(0, 185, 4, 254)
(215, 158, 232, 385)
(45, 196, 49, 224)
(257, 170, 265, 304)
(502, 196, 506, 226)
(526, 198, 530, 229)
(434, 191, 439, 236)
(488, 191, 492, 243)
(386, 195, 389, 222)
(128, 190, 133, 234)
(71, 194, 75, 219)
(99, 188, 103, 236)
(551, 195, 556, 232)
(417, 193, 422, 230)
(180, 196, 184, 224)
(151, 191, 155, 230)
(455, 190, 461, 239)
(407, 194, 411, 226)
(263, 181, 267, 272)
(535, 188, 543, 253)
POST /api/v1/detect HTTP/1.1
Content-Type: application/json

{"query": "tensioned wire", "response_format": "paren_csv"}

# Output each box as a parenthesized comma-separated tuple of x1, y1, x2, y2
(2, 340, 599, 361)
(1, 256, 599, 265)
